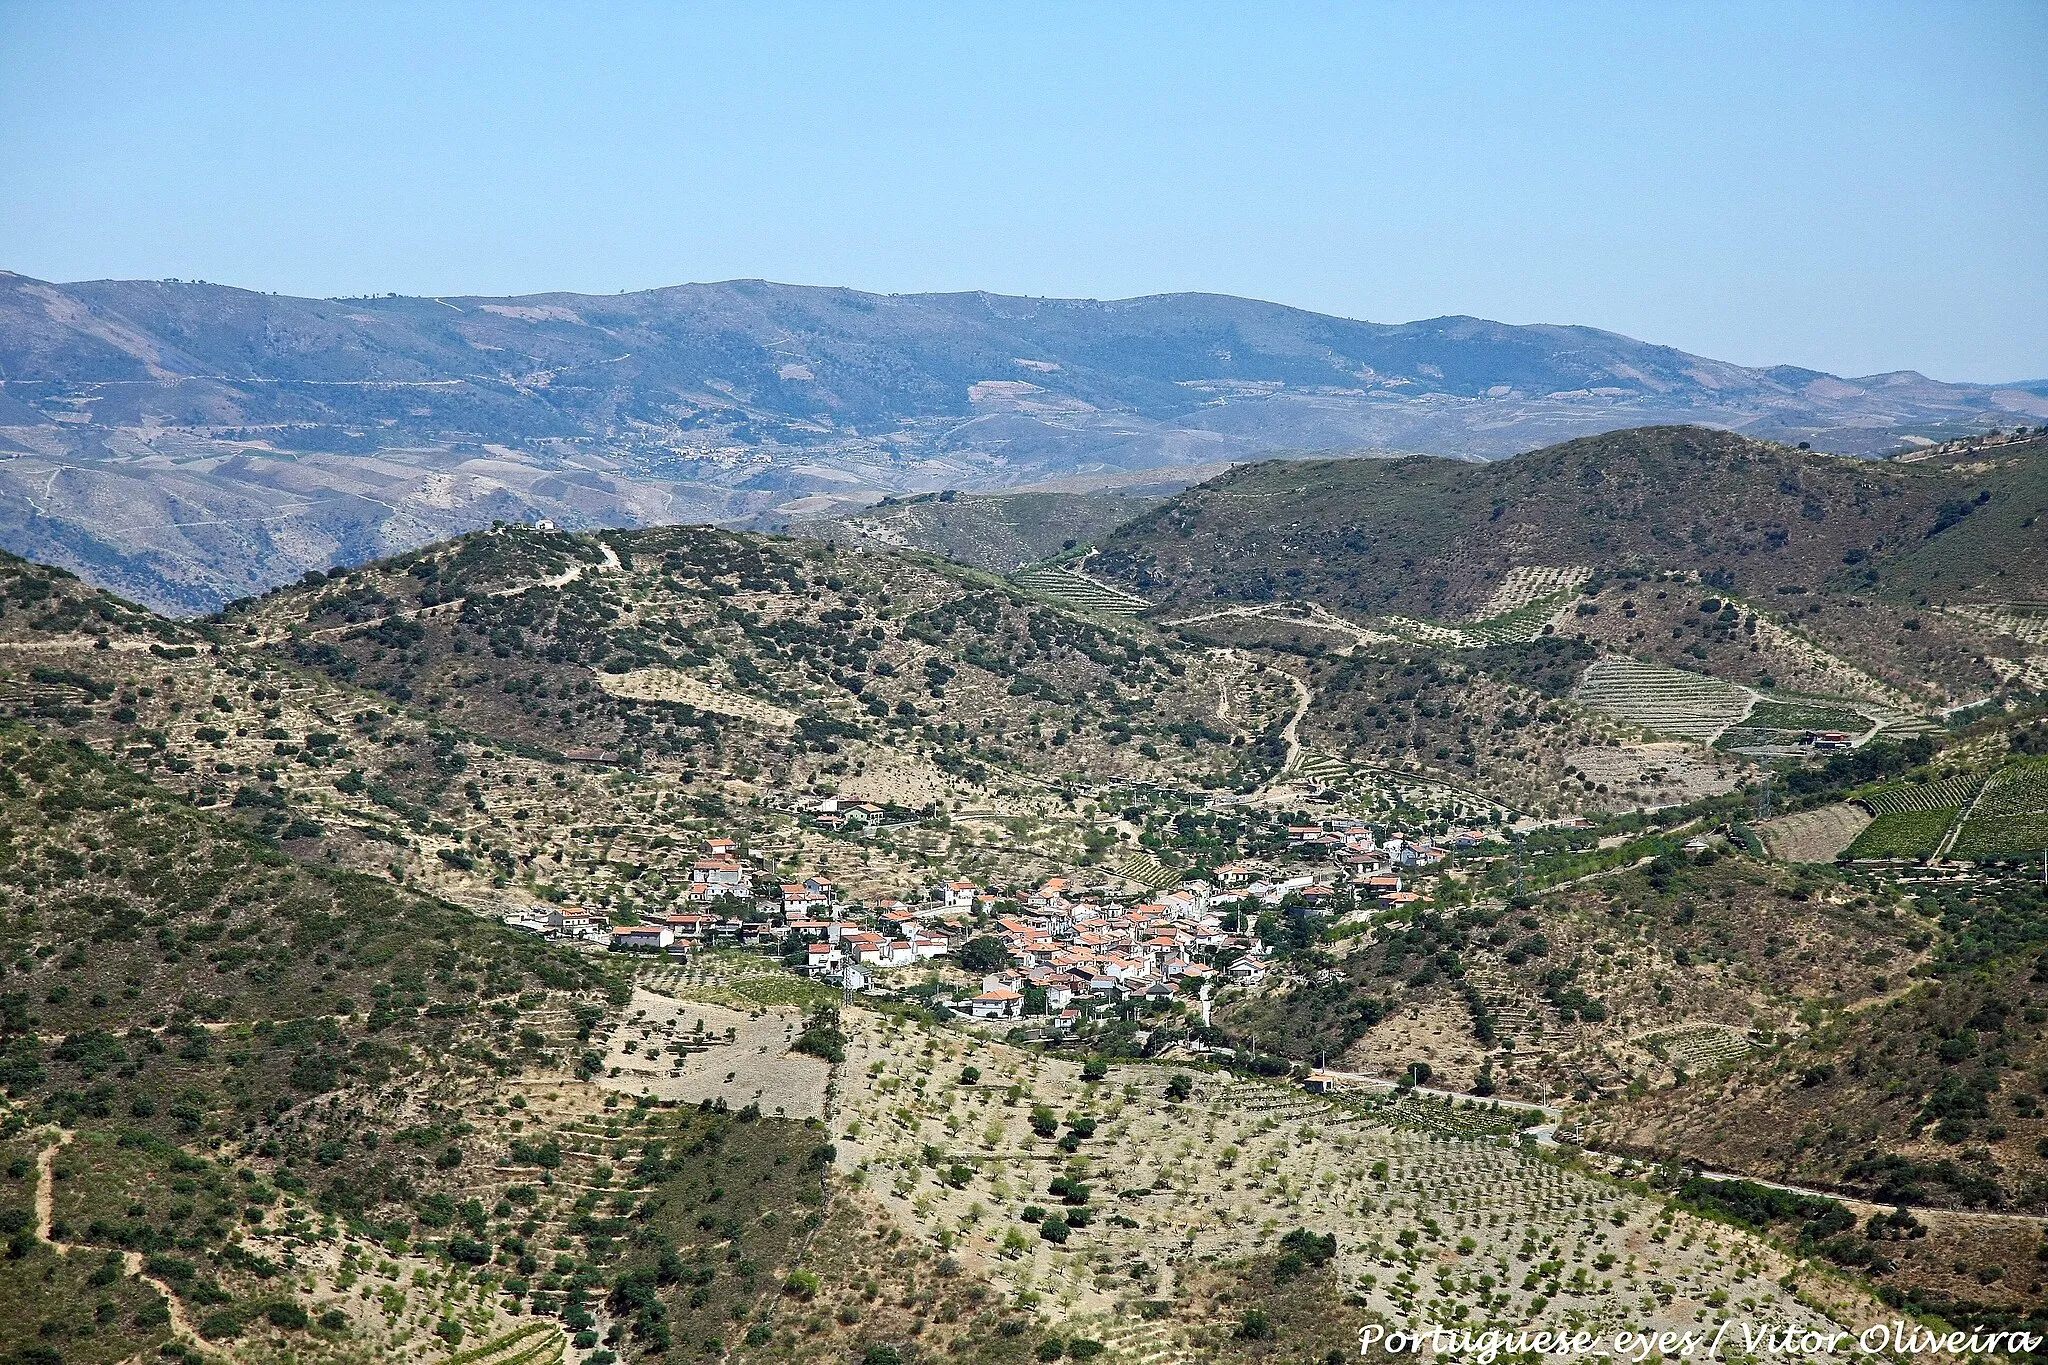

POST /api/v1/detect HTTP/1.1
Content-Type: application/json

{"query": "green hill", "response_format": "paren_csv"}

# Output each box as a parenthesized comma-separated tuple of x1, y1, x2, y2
(1095, 425, 2048, 617)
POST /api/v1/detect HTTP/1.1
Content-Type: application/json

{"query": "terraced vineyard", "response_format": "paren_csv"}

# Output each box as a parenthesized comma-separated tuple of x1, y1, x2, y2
(1291, 750, 1511, 823)
(1011, 566, 1148, 617)
(1379, 615, 1479, 648)
(1947, 601, 2048, 647)
(1113, 851, 1182, 890)
(1863, 773, 1983, 814)
(1635, 1024, 1752, 1073)
(1472, 565, 1593, 619)
(1572, 658, 1755, 742)
(441, 1322, 565, 1365)
(1952, 756, 2048, 862)
(1461, 593, 1574, 646)
(644, 951, 841, 1010)
(1367, 1092, 1530, 1138)
(1845, 808, 1959, 860)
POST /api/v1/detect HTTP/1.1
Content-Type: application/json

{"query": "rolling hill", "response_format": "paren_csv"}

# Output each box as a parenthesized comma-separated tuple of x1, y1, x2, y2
(5, 442, 2048, 1344)
(3, 269, 2043, 612)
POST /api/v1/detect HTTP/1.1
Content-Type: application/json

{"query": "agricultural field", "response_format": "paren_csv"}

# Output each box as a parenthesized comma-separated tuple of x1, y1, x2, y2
(1757, 803, 1872, 863)
(1011, 566, 1148, 618)
(1559, 743, 1744, 811)
(592, 988, 830, 1119)
(1862, 773, 1983, 815)
(1633, 1025, 1753, 1075)
(1844, 809, 1957, 861)
(1471, 566, 1593, 620)
(1571, 658, 1755, 742)
(1952, 756, 2048, 862)
(1946, 601, 2048, 647)
(1714, 696, 1889, 756)
(831, 1011, 1856, 1343)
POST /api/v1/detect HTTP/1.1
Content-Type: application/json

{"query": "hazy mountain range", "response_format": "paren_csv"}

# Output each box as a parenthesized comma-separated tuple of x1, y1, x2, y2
(2, 269, 2042, 613)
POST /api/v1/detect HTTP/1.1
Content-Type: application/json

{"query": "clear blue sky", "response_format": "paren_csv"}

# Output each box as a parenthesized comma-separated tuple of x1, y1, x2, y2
(2, 1, 2042, 380)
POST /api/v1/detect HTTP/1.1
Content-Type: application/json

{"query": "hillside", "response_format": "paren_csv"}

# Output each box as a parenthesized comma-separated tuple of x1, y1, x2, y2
(3, 270, 2044, 611)
(783, 487, 1176, 573)
(0, 529, 1935, 1363)
(0, 721, 635, 1365)
(1098, 426, 2048, 706)
(6, 444, 2048, 1345)
(0, 525, 1308, 916)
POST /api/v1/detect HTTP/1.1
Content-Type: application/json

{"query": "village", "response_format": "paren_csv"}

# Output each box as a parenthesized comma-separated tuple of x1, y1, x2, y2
(505, 807, 1500, 1031)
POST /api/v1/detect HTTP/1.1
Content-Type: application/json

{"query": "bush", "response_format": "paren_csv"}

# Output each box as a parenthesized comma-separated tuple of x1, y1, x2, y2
(446, 1236, 491, 1265)
(1039, 1216, 1070, 1244)
(957, 937, 1010, 973)
(1237, 1308, 1272, 1340)
(1275, 1226, 1337, 1281)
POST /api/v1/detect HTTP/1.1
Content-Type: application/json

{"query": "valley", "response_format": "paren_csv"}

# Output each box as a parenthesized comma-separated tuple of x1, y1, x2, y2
(1, 423, 2046, 1363)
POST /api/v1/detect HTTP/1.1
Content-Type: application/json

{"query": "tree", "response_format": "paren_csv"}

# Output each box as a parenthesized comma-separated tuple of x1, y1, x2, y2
(957, 936, 1010, 973)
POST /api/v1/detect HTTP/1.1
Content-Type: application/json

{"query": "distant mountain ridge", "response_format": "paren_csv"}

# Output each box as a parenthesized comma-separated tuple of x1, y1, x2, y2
(0, 269, 2041, 612)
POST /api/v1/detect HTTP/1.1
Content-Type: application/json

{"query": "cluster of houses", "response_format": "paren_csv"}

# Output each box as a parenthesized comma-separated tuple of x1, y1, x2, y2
(506, 819, 1501, 1021)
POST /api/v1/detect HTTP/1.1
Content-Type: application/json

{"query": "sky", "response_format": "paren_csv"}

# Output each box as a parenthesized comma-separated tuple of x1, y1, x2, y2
(1, 1, 2043, 381)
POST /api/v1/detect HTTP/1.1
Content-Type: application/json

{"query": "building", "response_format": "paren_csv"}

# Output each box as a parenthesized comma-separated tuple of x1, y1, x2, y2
(968, 984, 1023, 1020)
(610, 925, 675, 952)
(689, 854, 754, 902)
(547, 907, 600, 936)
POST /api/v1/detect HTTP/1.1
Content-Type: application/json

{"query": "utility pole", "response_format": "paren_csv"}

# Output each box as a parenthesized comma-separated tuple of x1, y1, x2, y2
(1754, 773, 1773, 822)
(1511, 832, 1525, 903)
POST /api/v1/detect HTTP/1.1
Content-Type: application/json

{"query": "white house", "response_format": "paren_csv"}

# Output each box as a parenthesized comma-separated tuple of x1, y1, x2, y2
(968, 985, 1023, 1020)
(689, 855, 753, 901)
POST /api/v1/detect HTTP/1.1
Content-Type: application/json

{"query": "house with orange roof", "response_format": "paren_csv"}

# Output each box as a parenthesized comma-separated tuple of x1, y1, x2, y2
(968, 980, 1024, 1020)
(660, 912, 719, 940)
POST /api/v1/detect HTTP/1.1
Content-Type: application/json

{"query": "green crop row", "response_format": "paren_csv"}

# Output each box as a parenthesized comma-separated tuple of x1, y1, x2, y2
(1845, 809, 1956, 860)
